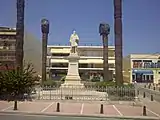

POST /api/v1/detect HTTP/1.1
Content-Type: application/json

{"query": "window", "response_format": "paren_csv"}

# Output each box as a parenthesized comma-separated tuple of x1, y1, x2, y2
(108, 51, 115, 57)
(10, 44, 15, 50)
(51, 53, 69, 56)
(132, 60, 142, 62)
(79, 64, 88, 68)
(142, 75, 145, 80)
(143, 60, 152, 62)
(132, 75, 135, 81)
(109, 64, 115, 68)
(51, 63, 68, 67)
(146, 75, 150, 80)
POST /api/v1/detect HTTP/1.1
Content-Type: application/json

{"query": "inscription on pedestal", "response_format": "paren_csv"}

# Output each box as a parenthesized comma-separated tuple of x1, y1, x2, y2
(70, 63, 76, 65)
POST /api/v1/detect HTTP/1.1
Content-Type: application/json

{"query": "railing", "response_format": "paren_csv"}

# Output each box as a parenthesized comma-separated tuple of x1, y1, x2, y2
(0, 56, 15, 61)
(32, 85, 135, 101)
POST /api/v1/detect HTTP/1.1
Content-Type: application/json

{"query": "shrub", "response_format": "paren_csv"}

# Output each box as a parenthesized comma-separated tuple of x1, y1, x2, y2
(91, 76, 100, 82)
(42, 79, 61, 87)
(95, 81, 116, 88)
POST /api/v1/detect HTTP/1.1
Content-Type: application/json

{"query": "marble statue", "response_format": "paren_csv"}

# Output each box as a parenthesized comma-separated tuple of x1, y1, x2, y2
(69, 30, 79, 53)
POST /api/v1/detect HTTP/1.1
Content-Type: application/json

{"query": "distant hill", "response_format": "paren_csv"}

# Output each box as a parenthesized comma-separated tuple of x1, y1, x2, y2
(24, 32, 42, 75)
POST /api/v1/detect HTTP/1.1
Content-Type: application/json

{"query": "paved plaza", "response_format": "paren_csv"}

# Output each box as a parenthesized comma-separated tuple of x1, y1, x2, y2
(0, 100, 160, 120)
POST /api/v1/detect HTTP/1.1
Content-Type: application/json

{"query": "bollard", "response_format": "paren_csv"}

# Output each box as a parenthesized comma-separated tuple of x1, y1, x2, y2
(100, 104, 104, 114)
(13, 100, 18, 110)
(137, 90, 139, 95)
(144, 85, 146, 88)
(148, 84, 151, 89)
(143, 92, 145, 98)
(56, 102, 60, 112)
(151, 95, 153, 101)
(153, 87, 155, 90)
(143, 106, 147, 116)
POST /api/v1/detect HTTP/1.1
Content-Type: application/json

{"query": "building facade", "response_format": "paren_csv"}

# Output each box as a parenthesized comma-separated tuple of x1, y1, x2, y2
(0, 27, 16, 70)
(0, 26, 42, 75)
(47, 45, 115, 81)
(123, 54, 160, 84)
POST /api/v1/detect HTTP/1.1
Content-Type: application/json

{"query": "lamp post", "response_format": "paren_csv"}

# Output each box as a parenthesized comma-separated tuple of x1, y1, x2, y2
(41, 19, 49, 83)
(99, 23, 110, 81)
(114, 0, 123, 85)
(16, 0, 25, 69)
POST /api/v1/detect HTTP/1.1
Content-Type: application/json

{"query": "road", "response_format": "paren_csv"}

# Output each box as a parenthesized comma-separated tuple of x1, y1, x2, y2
(0, 113, 124, 120)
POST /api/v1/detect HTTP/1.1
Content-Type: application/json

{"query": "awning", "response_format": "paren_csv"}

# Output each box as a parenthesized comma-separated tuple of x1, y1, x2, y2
(50, 59, 68, 63)
(0, 32, 16, 35)
(50, 48, 70, 53)
(50, 59, 115, 64)
(132, 69, 153, 74)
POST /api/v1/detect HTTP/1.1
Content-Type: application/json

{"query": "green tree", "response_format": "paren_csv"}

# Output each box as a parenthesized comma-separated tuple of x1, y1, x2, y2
(0, 63, 39, 110)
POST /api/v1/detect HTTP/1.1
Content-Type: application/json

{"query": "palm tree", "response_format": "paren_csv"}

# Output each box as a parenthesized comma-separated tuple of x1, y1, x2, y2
(16, 0, 25, 70)
(99, 23, 110, 81)
(114, 0, 123, 85)
(41, 19, 49, 83)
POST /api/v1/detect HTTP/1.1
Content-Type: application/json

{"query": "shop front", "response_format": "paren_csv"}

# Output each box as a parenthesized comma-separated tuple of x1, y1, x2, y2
(132, 69, 154, 83)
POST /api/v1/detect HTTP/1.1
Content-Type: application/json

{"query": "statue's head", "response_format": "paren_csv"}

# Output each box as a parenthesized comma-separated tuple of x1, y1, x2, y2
(73, 30, 76, 34)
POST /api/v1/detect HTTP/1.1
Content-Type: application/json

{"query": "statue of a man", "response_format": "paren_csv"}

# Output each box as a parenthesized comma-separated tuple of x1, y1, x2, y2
(69, 30, 79, 53)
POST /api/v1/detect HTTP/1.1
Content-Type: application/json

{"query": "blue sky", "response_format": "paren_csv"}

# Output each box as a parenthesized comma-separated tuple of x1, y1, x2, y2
(0, 0, 160, 56)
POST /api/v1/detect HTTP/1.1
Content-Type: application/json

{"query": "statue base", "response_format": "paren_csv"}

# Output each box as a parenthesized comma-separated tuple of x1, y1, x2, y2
(61, 53, 84, 88)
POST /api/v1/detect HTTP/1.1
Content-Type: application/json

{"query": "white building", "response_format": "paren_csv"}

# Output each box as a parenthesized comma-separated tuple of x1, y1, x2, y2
(123, 54, 160, 84)
(46, 45, 115, 81)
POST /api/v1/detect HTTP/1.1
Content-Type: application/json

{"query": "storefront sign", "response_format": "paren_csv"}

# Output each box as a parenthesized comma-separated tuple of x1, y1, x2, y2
(133, 61, 160, 68)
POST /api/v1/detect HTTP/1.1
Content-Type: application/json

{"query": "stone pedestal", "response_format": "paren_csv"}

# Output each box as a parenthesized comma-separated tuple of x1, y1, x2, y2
(61, 53, 84, 88)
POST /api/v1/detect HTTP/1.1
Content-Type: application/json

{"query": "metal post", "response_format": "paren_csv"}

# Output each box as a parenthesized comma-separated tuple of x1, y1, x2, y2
(56, 102, 60, 112)
(50, 87, 51, 100)
(13, 100, 18, 110)
(100, 104, 104, 114)
(38, 87, 40, 100)
(151, 95, 153, 101)
(153, 86, 155, 90)
(143, 106, 147, 116)
(143, 92, 145, 98)
(134, 83, 138, 101)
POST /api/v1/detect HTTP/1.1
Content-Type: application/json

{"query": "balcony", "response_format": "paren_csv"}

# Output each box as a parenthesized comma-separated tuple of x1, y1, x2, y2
(46, 67, 115, 71)
(47, 56, 115, 60)
(0, 38, 16, 42)
(0, 46, 15, 51)
(49, 58, 115, 64)
(0, 56, 15, 61)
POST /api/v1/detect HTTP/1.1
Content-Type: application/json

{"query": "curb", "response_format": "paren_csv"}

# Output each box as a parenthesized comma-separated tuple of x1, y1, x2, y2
(0, 111, 159, 120)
